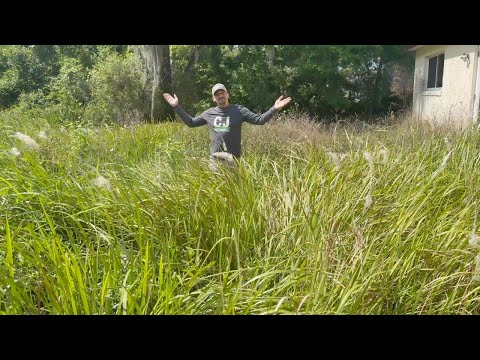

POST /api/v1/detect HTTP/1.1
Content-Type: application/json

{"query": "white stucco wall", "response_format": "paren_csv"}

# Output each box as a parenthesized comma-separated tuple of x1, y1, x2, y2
(413, 45, 479, 126)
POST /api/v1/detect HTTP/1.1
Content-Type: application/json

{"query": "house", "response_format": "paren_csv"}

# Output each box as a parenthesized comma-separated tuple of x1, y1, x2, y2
(410, 45, 480, 126)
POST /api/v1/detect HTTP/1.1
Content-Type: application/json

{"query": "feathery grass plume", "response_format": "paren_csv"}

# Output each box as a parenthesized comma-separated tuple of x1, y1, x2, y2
(284, 191, 292, 210)
(470, 201, 479, 248)
(327, 152, 341, 170)
(9, 147, 20, 156)
(473, 254, 480, 283)
(363, 151, 374, 174)
(12, 132, 40, 151)
(303, 203, 311, 216)
(469, 232, 479, 248)
(379, 148, 389, 165)
(93, 175, 111, 190)
(353, 223, 365, 252)
(444, 136, 452, 152)
(121, 253, 128, 269)
(364, 193, 373, 210)
(432, 150, 453, 178)
(38, 130, 48, 140)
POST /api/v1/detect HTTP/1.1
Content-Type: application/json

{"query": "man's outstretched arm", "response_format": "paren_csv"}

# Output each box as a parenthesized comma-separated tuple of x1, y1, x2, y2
(241, 95, 292, 125)
(163, 93, 207, 127)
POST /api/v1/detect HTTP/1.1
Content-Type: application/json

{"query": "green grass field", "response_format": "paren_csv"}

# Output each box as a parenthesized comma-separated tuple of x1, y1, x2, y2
(1, 108, 480, 314)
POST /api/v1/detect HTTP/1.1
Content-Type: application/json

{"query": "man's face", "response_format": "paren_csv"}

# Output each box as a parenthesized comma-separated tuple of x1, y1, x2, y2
(213, 90, 229, 107)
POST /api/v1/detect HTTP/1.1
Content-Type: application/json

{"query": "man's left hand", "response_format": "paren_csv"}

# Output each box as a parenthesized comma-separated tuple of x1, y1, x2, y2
(274, 95, 292, 111)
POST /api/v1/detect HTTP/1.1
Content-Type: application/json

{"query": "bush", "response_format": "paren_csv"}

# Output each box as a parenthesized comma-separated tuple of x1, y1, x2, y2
(0, 46, 54, 109)
(44, 57, 90, 121)
(84, 52, 148, 125)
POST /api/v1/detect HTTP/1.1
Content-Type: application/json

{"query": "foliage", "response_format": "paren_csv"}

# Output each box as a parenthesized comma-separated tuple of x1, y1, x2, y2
(84, 51, 147, 125)
(0, 45, 414, 120)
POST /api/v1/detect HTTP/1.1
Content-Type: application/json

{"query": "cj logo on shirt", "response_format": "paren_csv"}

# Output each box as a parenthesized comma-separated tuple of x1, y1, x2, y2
(213, 116, 230, 132)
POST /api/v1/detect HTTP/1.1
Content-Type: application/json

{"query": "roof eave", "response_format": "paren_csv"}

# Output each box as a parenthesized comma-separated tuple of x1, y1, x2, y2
(408, 45, 424, 52)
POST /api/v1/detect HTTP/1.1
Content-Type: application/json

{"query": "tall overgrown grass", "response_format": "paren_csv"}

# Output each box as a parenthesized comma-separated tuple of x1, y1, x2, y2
(1, 108, 480, 314)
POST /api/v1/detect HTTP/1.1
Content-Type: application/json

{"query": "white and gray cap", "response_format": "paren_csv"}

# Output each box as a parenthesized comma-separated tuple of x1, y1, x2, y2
(212, 83, 227, 96)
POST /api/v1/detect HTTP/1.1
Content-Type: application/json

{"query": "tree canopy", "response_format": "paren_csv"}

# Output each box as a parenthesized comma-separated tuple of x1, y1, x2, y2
(0, 45, 414, 122)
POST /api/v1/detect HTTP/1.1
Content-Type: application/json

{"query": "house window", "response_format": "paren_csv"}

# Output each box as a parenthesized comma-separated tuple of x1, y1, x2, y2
(427, 53, 444, 89)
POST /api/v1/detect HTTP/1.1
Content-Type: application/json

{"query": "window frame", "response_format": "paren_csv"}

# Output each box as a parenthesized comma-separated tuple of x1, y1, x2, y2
(426, 52, 445, 90)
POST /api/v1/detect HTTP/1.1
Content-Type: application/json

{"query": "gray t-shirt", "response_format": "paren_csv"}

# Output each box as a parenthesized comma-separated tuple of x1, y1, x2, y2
(174, 104, 278, 158)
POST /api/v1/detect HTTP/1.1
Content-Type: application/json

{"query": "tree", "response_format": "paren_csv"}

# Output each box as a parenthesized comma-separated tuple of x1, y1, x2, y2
(135, 45, 174, 122)
(337, 45, 414, 116)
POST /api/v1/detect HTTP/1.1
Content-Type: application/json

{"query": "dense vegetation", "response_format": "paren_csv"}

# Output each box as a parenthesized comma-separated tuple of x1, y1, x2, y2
(1, 107, 480, 314)
(0, 45, 414, 123)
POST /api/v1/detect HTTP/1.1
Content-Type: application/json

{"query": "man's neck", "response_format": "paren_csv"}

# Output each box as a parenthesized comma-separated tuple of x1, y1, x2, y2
(218, 102, 230, 109)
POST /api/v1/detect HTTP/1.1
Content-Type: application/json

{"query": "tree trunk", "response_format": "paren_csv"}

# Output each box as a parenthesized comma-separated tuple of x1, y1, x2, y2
(137, 45, 175, 122)
(185, 45, 203, 74)
(154, 45, 174, 121)
(266, 45, 275, 67)
(372, 55, 385, 113)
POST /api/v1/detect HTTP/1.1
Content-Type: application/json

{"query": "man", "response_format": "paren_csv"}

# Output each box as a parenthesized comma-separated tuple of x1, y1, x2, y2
(162, 83, 292, 169)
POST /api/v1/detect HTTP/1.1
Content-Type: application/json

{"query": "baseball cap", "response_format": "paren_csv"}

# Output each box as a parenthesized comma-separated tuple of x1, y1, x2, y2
(212, 83, 227, 96)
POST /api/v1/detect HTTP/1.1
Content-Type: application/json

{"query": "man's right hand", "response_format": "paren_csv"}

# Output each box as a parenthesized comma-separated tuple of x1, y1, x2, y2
(163, 93, 179, 107)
